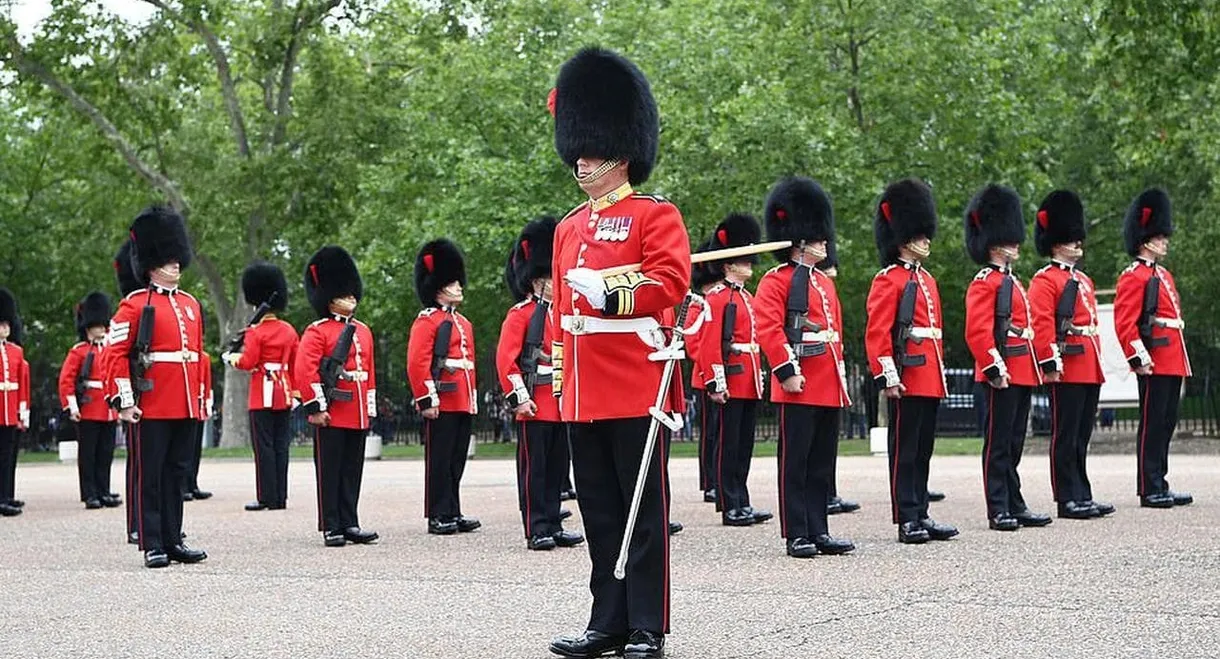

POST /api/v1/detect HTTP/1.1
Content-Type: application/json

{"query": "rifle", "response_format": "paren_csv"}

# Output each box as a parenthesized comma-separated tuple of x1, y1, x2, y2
(891, 279, 922, 377)
(319, 317, 356, 404)
(785, 265, 827, 358)
(431, 320, 458, 393)
(994, 273, 1014, 356)
(227, 293, 277, 353)
(1055, 278, 1084, 356)
(130, 303, 156, 402)
(519, 302, 551, 393)
(75, 350, 96, 405)
(1138, 276, 1168, 347)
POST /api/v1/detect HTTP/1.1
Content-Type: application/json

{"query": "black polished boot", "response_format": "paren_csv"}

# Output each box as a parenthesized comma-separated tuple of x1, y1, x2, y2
(1058, 501, 1099, 519)
(549, 630, 626, 658)
(812, 534, 855, 555)
(919, 518, 959, 540)
(989, 513, 1019, 531)
(898, 521, 930, 544)
(1012, 509, 1052, 527)
(623, 629, 665, 659)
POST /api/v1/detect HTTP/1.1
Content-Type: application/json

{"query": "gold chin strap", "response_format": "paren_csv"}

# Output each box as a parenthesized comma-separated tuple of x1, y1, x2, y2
(573, 159, 622, 184)
(1060, 245, 1083, 260)
(908, 241, 931, 259)
(1144, 241, 1167, 259)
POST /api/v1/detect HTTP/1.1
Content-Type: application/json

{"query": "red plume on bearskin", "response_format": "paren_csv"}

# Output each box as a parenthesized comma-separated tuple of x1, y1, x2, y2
(415, 239, 466, 308)
(1034, 190, 1086, 257)
(963, 184, 1025, 265)
(704, 212, 762, 269)
(764, 176, 835, 261)
(1123, 187, 1172, 257)
(873, 178, 938, 266)
(304, 245, 362, 318)
(505, 216, 558, 302)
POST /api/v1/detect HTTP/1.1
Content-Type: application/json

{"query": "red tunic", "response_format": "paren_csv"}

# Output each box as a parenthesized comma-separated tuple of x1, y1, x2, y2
(407, 307, 478, 414)
(58, 341, 116, 422)
(104, 287, 206, 420)
(233, 318, 299, 411)
(496, 297, 561, 422)
(964, 266, 1042, 387)
(199, 352, 214, 419)
(295, 316, 378, 430)
(1027, 262, 1104, 385)
(685, 295, 709, 392)
(864, 262, 947, 398)
(1114, 259, 1191, 377)
(551, 185, 691, 422)
(755, 263, 851, 408)
(0, 340, 29, 428)
(695, 282, 763, 400)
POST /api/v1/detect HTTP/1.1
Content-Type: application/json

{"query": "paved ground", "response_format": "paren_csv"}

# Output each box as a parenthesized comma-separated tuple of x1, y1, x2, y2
(2, 451, 1219, 658)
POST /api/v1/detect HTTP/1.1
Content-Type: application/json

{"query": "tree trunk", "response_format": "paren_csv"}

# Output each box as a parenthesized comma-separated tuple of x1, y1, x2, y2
(219, 307, 252, 447)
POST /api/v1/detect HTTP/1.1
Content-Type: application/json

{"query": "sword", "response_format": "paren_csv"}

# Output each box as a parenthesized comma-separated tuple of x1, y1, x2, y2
(597, 241, 791, 278)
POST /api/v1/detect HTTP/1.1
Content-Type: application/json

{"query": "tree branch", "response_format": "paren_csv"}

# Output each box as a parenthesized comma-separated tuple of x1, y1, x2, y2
(193, 251, 233, 327)
(4, 34, 189, 213)
(271, 0, 341, 148)
(139, 0, 251, 159)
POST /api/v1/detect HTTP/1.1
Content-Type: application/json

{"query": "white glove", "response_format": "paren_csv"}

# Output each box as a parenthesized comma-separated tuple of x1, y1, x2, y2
(565, 268, 607, 310)
(221, 351, 241, 367)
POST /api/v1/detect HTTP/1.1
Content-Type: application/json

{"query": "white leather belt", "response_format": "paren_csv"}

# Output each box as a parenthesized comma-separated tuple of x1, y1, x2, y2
(0, 382, 17, 392)
(85, 380, 104, 389)
(536, 364, 554, 375)
(1070, 325, 1099, 336)
(263, 363, 288, 372)
(149, 350, 199, 363)
(1154, 317, 1185, 330)
(561, 315, 659, 335)
(730, 342, 760, 353)
(1008, 327, 1034, 340)
(343, 370, 369, 382)
(443, 358, 474, 370)
(909, 327, 942, 340)
(800, 330, 839, 343)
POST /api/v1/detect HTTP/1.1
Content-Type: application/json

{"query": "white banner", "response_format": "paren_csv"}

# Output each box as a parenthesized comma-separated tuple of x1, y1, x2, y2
(1097, 303, 1140, 406)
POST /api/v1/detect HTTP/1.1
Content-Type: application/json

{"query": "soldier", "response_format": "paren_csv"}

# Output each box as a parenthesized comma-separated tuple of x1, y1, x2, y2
(105, 206, 208, 567)
(696, 214, 772, 528)
(295, 245, 379, 547)
(1114, 188, 1192, 508)
(497, 217, 585, 551)
(865, 179, 958, 544)
(223, 261, 298, 512)
(814, 241, 862, 516)
(687, 240, 720, 504)
(1028, 190, 1113, 519)
(407, 239, 480, 536)
(183, 350, 214, 501)
(962, 185, 1051, 531)
(547, 48, 688, 659)
(755, 177, 854, 558)
(59, 292, 121, 510)
(0, 289, 29, 517)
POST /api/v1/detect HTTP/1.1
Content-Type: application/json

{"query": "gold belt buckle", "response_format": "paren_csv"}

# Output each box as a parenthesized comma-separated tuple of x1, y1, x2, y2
(570, 316, 586, 334)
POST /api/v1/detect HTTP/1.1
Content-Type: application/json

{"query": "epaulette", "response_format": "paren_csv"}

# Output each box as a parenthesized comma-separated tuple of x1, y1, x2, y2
(352, 319, 370, 329)
(417, 308, 438, 318)
(512, 299, 531, 310)
(634, 192, 669, 204)
(1123, 261, 1141, 274)
(874, 264, 898, 279)
(765, 263, 790, 276)
(707, 283, 727, 295)
(124, 288, 148, 300)
(974, 268, 995, 282)
(71, 341, 87, 349)
(178, 290, 199, 303)
(1035, 264, 1053, 276)
(308, 318, 328, 328)
(560, 203, 587, 223)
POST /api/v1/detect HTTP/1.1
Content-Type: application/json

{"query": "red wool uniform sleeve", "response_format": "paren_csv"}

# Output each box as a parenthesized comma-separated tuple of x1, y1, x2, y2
(233, 326, 263, 372)
(496, 304, 530, 405)
(201, 352, 213, 417)
(865, 270, 900, 387)
(406, 312, 439, 409)
(1027, 268, 1060, 372)
(58, 345, 83, 411)
(294, 322, 327, 413)
(754, 268, 793, 382)
(695, 287, 726, 392)
(965, 272, 1005, 382)
(362, 323, 378, 419)
(685, 297, 706, 391)
(1113, 266, 1149, 369)
(105, 295, 139, 409)
(603, 205, 691, 317)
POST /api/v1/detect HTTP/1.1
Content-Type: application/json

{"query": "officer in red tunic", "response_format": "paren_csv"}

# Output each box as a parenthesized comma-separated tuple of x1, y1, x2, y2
(497, 217, 585, 551)
(1114, 188, 1193, 508)
(755, 177, 854, 558)
(696, 214, 772, 528)
(547, 48, 688, 659)
(105, 206, 208, 567)
(1028, 190, 1112, 519)
(687, 240, 720, 504)
(0, 289, 29, 518)
(295, 246, 379, 547)
(962, 185, 1051, 532)
(865, 179, 958, 545)
(224, 261, 298, 512)
(813, 243, 863, 516)
(59, 292, 121, 509)
(408, 239, 481, 536)
(182, 350, 214, 502)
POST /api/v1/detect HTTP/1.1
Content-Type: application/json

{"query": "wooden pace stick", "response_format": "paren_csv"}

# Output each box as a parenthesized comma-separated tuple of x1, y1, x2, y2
(594, 241, 793, 278)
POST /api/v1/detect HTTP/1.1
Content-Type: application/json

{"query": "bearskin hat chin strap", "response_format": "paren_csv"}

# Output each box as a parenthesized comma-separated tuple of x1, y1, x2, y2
(907, 241, 931, 260)
(1056, 244, 1083, 260)
(994, 246, 1019, 266)
(573, 159, 623, 184)
(795, 241, 827, 265)
(1144, 239, 1167, 259)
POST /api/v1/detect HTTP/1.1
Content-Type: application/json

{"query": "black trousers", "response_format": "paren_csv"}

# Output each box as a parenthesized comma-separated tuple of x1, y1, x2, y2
(516, 420, 567, 538)
(182, 420, 204, 493)
(423, 412, 472, 519)
(1049, 383, 1100, 503)
(981, 385, 1032, 517)
(0, 425, 16, 503)
(716, 398, 758, 513)
(132, 419, 195, 551)
(76, 420, 117, 501)
(313, 426, 367, 533)
(570, 416, 669, 636)
(698, 391, 721, 493)
(1137, 375, 1183, 496)
(251, 409, 292, 506)
(124, 422, 138, 536)
(558, 431, 574, 494)
(887, 396, 939, 524)
(777, 404, 838, 539)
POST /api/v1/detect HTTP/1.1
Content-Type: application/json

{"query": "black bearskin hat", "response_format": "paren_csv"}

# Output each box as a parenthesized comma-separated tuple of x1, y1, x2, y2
(241, 261, 289, 312)
(304, 246, 363, 318)
(765, 176, 835, 260)
(415, 239, 467, 308)
(690, 238, 721, 290)
(1124, 188, 1173, 257)
(76, 291, 112, 340)
(874, 178, 938, 266)
(0, 288, 18, 339)
(506, 216, 558, 302)
(552, 47, 659, 185)
(1035, 190, 1087, 257)
(705, 213, 762, 270)
(963, 184, 1026, 265)
(114, 240, 142, 297)
(128, 205, 192, 284)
